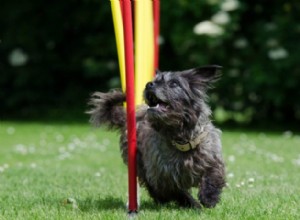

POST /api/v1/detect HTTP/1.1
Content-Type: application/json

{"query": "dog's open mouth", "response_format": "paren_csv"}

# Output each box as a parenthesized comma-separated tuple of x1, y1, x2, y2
(145, 92, 169, 111)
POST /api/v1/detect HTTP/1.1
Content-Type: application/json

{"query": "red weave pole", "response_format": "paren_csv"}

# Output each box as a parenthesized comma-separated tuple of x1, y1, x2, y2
(119, 0, 124, 19)
(123, 0, 138, 213)
(153, 0, 160, 70)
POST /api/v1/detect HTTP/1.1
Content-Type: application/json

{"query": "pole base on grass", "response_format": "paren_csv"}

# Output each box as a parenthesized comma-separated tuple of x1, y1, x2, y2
(128, 210, 138, 218)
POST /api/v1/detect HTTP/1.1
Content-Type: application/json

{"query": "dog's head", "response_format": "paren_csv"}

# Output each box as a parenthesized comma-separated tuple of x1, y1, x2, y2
(144, 65, 222, 132)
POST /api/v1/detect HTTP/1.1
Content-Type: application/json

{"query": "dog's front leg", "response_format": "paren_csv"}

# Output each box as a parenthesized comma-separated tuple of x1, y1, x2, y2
(145, 183, 200, 208)
(198, 167, 226, 208)
(174, 190, 201, 209)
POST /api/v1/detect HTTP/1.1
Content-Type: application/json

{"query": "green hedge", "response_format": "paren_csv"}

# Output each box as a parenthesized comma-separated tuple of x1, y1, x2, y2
(1, 0, 299, 123)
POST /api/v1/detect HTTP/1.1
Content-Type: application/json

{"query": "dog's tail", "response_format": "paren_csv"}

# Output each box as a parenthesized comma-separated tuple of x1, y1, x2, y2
(87, 90, 126, 130)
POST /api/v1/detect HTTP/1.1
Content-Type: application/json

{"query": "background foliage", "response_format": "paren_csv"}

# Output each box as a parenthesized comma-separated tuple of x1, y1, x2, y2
(1, 0, 299, 124)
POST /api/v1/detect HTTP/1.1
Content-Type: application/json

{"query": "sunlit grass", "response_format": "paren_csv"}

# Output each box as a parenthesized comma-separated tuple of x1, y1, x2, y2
(0, 122, 299, 219)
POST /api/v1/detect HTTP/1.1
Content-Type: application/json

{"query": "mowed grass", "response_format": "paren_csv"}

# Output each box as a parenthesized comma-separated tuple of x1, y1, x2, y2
(0, 122, 299, 220)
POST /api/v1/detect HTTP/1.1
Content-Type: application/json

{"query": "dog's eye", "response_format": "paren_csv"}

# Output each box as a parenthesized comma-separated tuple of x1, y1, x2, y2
(169, 80, 179, 88)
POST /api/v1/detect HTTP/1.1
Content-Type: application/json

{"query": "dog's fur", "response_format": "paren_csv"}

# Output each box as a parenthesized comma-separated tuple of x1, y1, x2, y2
(87, 65, 226, 208)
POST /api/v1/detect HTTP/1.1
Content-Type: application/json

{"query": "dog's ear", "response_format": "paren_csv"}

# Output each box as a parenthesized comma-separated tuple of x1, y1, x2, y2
(182, 65, 222, 83)
(181, 65, 222, 96)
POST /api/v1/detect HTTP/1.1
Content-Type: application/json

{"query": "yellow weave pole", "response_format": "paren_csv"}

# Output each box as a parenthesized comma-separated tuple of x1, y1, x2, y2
(134, 0, 155, 105)
(110, 0, 126, 92)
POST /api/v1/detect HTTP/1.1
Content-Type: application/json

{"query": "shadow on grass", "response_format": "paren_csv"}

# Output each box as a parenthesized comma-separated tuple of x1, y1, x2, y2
(77, 196, 193, 212)
(78, 196, 126, 212)
(140, 200, 180, 210)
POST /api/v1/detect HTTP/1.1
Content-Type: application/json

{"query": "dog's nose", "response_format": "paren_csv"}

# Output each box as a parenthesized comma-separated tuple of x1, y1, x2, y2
(146, 82, 154, 89)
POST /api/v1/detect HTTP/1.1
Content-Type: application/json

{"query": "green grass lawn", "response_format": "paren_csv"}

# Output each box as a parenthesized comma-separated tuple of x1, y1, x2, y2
(0, 122, 299, 219)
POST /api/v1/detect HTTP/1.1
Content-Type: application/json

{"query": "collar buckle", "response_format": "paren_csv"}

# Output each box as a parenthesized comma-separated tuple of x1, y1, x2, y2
(172, 131, 208, 152)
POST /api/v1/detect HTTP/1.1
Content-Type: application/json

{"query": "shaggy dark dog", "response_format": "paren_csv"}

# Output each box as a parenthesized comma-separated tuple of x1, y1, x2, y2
(88, 65, 226, 208)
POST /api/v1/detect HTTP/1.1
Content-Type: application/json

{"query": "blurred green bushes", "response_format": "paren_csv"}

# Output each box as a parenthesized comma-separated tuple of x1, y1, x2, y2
(0, 0, 299, 124)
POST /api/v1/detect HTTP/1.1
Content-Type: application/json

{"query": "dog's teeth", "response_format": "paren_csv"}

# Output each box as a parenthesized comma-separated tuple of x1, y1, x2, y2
(155, 104, 159, 108)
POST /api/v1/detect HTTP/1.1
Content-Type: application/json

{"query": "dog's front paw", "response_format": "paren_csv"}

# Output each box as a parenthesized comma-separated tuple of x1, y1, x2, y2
(199, 184, 222, 208)
(199, 192, 220, 208)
